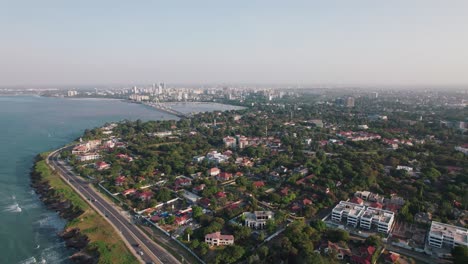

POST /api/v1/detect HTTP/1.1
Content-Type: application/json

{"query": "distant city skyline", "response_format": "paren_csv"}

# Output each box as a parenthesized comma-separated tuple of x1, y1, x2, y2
(1, 1, 468, 87)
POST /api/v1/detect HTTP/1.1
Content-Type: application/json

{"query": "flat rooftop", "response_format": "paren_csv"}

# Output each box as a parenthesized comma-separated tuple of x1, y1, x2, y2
(430, 221, 468, 245)
(333, 201, 365, 218)
(361, 207, 394, 224)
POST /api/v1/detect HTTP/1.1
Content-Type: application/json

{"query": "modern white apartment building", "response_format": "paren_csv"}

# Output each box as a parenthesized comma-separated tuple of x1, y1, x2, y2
(331, 201, 395, 233)
(428, 221, 468, 249)
(331, 201, 365, 228)
(359, 207, 395, 233)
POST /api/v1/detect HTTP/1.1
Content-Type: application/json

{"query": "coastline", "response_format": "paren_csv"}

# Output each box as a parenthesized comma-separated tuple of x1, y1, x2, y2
(30, 152, 138, 264)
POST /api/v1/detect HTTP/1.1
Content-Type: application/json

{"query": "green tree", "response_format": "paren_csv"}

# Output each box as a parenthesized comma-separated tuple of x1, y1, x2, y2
(452, 246, 468, 264)
(192, 206, 203, 219)
(310, 219, 327, 232)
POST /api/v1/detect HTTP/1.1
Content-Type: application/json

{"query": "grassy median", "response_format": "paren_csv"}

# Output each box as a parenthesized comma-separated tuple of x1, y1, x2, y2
(34, 153, 138, 264)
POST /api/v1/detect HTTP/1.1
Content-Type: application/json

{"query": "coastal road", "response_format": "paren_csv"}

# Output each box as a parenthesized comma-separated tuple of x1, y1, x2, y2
(47, 149, 181, 264)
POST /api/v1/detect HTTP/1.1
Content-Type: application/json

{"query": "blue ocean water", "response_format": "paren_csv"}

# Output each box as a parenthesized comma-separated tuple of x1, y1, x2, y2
(0, 96, 181, 263)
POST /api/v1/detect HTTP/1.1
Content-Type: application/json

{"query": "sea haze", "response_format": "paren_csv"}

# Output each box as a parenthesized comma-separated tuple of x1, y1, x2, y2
(0, 96, 241, 263)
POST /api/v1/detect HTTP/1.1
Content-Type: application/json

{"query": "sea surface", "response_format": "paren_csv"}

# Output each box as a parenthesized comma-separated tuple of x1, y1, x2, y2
(0, 96, 242, 264)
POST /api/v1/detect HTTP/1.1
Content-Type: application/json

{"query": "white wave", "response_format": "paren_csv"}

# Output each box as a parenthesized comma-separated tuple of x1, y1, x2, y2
(17, 256, 37, 264)
(4, 203, 22, 213)
(21, 201, 40, 210)
(35, 213, 66, 230)
(39, 244, 69, 264)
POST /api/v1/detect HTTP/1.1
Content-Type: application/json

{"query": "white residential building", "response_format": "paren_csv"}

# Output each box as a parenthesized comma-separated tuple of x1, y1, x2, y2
(331, 201, 395, 233)
(359, 207, 395, 233)
(331, 201, 365, 228)
(428, 221, 468, 249)
(77, 153, 101, 162)
(205, 232, 234, 246)
(396, 165, 413, 172)
(244, 211, 274, 229)
(223, 136, 237, 148)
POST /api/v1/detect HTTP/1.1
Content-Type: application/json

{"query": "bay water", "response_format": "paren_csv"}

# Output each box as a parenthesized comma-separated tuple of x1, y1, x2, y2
(0, 96, 241, 263)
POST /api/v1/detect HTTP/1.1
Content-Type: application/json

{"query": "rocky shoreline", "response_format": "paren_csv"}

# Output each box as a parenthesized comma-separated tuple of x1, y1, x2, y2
(30, 155, 99, 264)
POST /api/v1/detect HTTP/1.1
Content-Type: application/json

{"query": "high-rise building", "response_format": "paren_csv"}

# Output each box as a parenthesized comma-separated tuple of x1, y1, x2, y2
(158, 82, 165, 95)
(346, 97, 355, 107)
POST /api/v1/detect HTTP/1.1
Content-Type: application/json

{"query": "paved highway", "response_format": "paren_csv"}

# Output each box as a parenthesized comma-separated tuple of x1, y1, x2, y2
(48, 149, 181, 264)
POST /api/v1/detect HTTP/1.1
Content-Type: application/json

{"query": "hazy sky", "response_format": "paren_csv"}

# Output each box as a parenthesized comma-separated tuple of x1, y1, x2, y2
(1, 1, 467, 87)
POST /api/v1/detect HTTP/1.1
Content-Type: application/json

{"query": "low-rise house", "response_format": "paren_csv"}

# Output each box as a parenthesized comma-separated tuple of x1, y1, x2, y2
(253, 181, 265, 188)
(223, 136, 237, 148)
(322, 241, 352, 260)
(72, 144, 90, 155)
(208, 167, 220, 177)
(198, 198, 211, 208)
(454, 144, 468, 155)
(192, 155, 205, 163)
(138, 191, 153, 201)
(215, 191, 227, 199)
(396, 165, 413, 172)
(216, 172, 232, 181)
(77, 153, 100, 162)
(122, 188, 137, 196)
(192, 184, 206, 194)
(206, 151, 229, 164)
(350, 197, 364, 205)
(244, 211, 274, 229)
(182, 190, 201, 204)
(303, 198, 313, 206)
(205, 232, 234, 246)
(95, 161, 110, 171)
(384, 251, 400, 263)
(175, 177, 192, 188)
(115, 176, 126, 186)
(116, 153, 133, 162)
(175, 214, 190, 225)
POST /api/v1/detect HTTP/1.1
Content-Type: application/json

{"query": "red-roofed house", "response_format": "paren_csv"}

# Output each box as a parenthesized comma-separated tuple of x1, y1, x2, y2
(360, 246, 375, 257)
(303, 198, 313, 206)
(193, 184, 206, 193)
(138, 191, 153, 201)
(384, 252, 400, 263)
(280, 187, 289, 196)
(208, 167, 220, 177)
(122, 188, 136, 196)
(205, 232, 234, 246)
(95, 161, 110, 171)
(198, 198, 211, 208)
(350, 197, 364, 205)
(370, 202, 383, 209)
(175, 214, 189, 225)
(115, 176, 126, 186)
(150, 215, 162, 223)
(323, 241, 352, 260)
(216, 172, 233, 181)
(215, 191, 227, 199)
(175, 177, 192, 188)
(351, 256, 371, 264)
(253, 181, 265, 188)
(235, 172, 244, 178)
